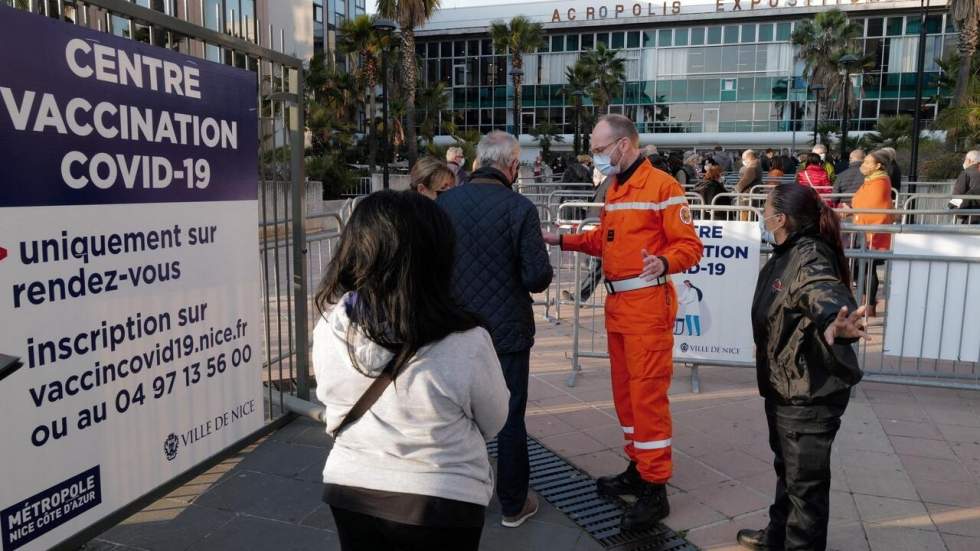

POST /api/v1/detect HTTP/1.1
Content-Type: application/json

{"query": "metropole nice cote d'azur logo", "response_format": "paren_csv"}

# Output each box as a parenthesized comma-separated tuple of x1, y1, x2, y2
(163, 433, 179, 461)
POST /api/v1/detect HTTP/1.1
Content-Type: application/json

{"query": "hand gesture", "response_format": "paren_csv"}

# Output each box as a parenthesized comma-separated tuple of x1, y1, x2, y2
(542, 231, 560, 246)
(824, 305, 868, 345)
(640, 249, 666, 280)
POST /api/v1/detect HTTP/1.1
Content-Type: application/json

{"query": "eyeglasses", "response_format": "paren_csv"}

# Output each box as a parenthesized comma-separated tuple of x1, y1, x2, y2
(590, 138, 622, 157)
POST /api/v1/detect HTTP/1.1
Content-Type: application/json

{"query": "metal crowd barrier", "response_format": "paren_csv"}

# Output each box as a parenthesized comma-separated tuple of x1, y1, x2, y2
(559, 201, 980, 391)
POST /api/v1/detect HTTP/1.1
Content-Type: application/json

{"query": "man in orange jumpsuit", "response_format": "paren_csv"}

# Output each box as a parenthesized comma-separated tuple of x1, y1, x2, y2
(544, 114, 703, 530)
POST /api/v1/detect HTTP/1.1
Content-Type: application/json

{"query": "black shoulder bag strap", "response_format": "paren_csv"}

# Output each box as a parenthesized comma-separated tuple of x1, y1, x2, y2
(331, 356, 399, 438)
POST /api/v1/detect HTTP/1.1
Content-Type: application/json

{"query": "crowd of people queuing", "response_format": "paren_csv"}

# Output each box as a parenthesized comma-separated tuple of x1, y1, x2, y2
(310, 112, 978, 551)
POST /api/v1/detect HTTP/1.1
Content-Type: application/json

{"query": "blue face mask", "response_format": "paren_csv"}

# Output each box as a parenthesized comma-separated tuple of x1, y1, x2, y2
(760, 214, 779, 244)
(594, 153, 619, 176)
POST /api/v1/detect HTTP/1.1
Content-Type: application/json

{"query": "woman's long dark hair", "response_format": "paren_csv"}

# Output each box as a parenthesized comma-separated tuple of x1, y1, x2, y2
(315, 190, 481, 378)
(770, 184, 851, 287)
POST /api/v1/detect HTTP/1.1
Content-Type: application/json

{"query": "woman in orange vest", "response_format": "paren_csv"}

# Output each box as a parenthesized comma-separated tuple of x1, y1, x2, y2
(845, 150, 894, 317)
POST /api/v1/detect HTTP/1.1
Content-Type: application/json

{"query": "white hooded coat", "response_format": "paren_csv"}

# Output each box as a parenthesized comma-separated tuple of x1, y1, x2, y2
(313, 297, 510, 506)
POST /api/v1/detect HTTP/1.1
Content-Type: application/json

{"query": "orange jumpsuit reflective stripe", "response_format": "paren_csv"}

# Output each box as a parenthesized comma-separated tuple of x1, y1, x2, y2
(562, 160, 703, 483)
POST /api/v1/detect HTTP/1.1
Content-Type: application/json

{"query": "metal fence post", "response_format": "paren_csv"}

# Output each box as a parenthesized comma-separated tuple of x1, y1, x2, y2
(290, 68, 311, 400)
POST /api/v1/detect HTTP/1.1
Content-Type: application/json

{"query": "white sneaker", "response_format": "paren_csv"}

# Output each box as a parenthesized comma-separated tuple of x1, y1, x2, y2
(501, 494, 539, 528)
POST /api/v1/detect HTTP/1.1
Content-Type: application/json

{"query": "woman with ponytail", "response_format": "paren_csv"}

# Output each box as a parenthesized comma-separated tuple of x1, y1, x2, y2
(737, 184, 867, 551)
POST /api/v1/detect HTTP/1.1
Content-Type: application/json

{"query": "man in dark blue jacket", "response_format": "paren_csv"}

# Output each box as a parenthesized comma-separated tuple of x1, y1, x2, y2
(437, 130, 554, 528)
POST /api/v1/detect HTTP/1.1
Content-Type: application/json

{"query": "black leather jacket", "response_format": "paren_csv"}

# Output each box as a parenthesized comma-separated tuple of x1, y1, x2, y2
(751, 233, 863, 405)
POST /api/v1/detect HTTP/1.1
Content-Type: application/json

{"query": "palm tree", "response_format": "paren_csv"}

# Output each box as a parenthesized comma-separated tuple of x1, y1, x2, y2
(563, 62, 594, 154)
(791, 10, 868, 117)
(861, 115, 914, 149)
(936, 77, 980, 147)
(338, 15, 383, 171)
(579, 44, 626, 114)
(950, 0, 980, 106)
(530, 121, 565, 163)
(417, 81, 450, 144)
(489, 16, 545, 136)
(377, 0, 441, 167)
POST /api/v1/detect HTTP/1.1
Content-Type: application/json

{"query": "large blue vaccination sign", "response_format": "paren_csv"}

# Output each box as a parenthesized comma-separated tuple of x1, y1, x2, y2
(0, 5, 257, 207)
(0, 7, 266, 551)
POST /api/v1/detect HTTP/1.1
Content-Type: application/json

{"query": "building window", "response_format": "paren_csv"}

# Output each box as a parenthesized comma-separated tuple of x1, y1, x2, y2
(567, 34, 579, 51)
(867, 17, 884, 37)
(722, 79, 736, 92)
(658, 29, 671, 47)
(707, 26, 722, 45)
(644, 31, 656, 48)
(675, 28, 689, 47)
(886, 16, 903, 36)
(759, 23, 774, 42)
(597, 32, 609, 48)
(552, 35, 564, 52)
(741, 24, 756, 43)
(775, 22, 791, 41)
(612, 31, 625, 49)
(691, 27, 705, 46)
(627, 31, 640, 49)
(723, 25, 739, 44)
(582, 33, 594, 50)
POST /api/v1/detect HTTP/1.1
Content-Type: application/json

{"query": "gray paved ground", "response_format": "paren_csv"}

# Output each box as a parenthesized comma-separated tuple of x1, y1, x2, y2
(86, 302, 980, 551)
(85, 416, 603, 551)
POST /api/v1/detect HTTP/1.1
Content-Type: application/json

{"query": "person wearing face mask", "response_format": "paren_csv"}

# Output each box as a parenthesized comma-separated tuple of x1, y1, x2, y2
(952, 150, 980, 224)
(542, 115, 703, 531)
(841, 150, 895, 317)
(738, 184, 866, 551)
(437, 130, 553, 529)
(411, 156, 456, 200)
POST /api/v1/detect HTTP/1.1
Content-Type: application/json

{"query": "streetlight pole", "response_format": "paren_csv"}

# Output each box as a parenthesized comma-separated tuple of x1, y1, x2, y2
(373, 18, 397, 190)
(909, 0, 931, 184)
(838, 54, 860, 165)
(510, 67, 524, 137)
(810, 83, 826, 147)
(572, 90, 585, 155)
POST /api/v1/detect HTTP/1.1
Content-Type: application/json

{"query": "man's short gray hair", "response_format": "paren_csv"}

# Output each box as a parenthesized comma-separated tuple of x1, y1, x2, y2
(965, 150, 980, 164)
(446, 146, 463, 161)
(742, 149, 758, 160)
(812, 144, 827, 155)
(598, 114, 640, 146)
(850, 149, 866, 162)
(476, 131, 520, 170)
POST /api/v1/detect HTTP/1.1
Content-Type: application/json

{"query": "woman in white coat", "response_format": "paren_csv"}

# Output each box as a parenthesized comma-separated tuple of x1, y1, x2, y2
(679, 280, 703, 336)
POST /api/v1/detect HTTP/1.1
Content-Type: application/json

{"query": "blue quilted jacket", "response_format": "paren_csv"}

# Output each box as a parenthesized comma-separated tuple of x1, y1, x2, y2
(437, 168, 553, 354)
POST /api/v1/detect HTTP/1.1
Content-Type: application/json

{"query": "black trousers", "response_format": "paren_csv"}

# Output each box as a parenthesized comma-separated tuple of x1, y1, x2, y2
(765, 397, 848, 551)
(497, 350, 531, 516)
(579, 259, 604, 301)
(865, 260, 885, 304)
(331, 507, 483, 551)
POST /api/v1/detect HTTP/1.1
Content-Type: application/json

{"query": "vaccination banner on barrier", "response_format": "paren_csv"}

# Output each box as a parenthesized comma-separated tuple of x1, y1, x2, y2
(670, 221, 760, 364)
(0, 7, 263, 551)
(884, 234, 980, 362)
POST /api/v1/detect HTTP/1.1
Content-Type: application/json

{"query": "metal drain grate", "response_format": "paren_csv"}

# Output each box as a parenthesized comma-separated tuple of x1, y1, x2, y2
(488, 438, 697, 551)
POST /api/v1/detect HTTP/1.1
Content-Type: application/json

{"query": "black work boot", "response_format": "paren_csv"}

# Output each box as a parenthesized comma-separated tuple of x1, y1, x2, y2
(596, 461, 643, 497)
(620, 481, 670, 531)
(736, 527, 784, 550)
